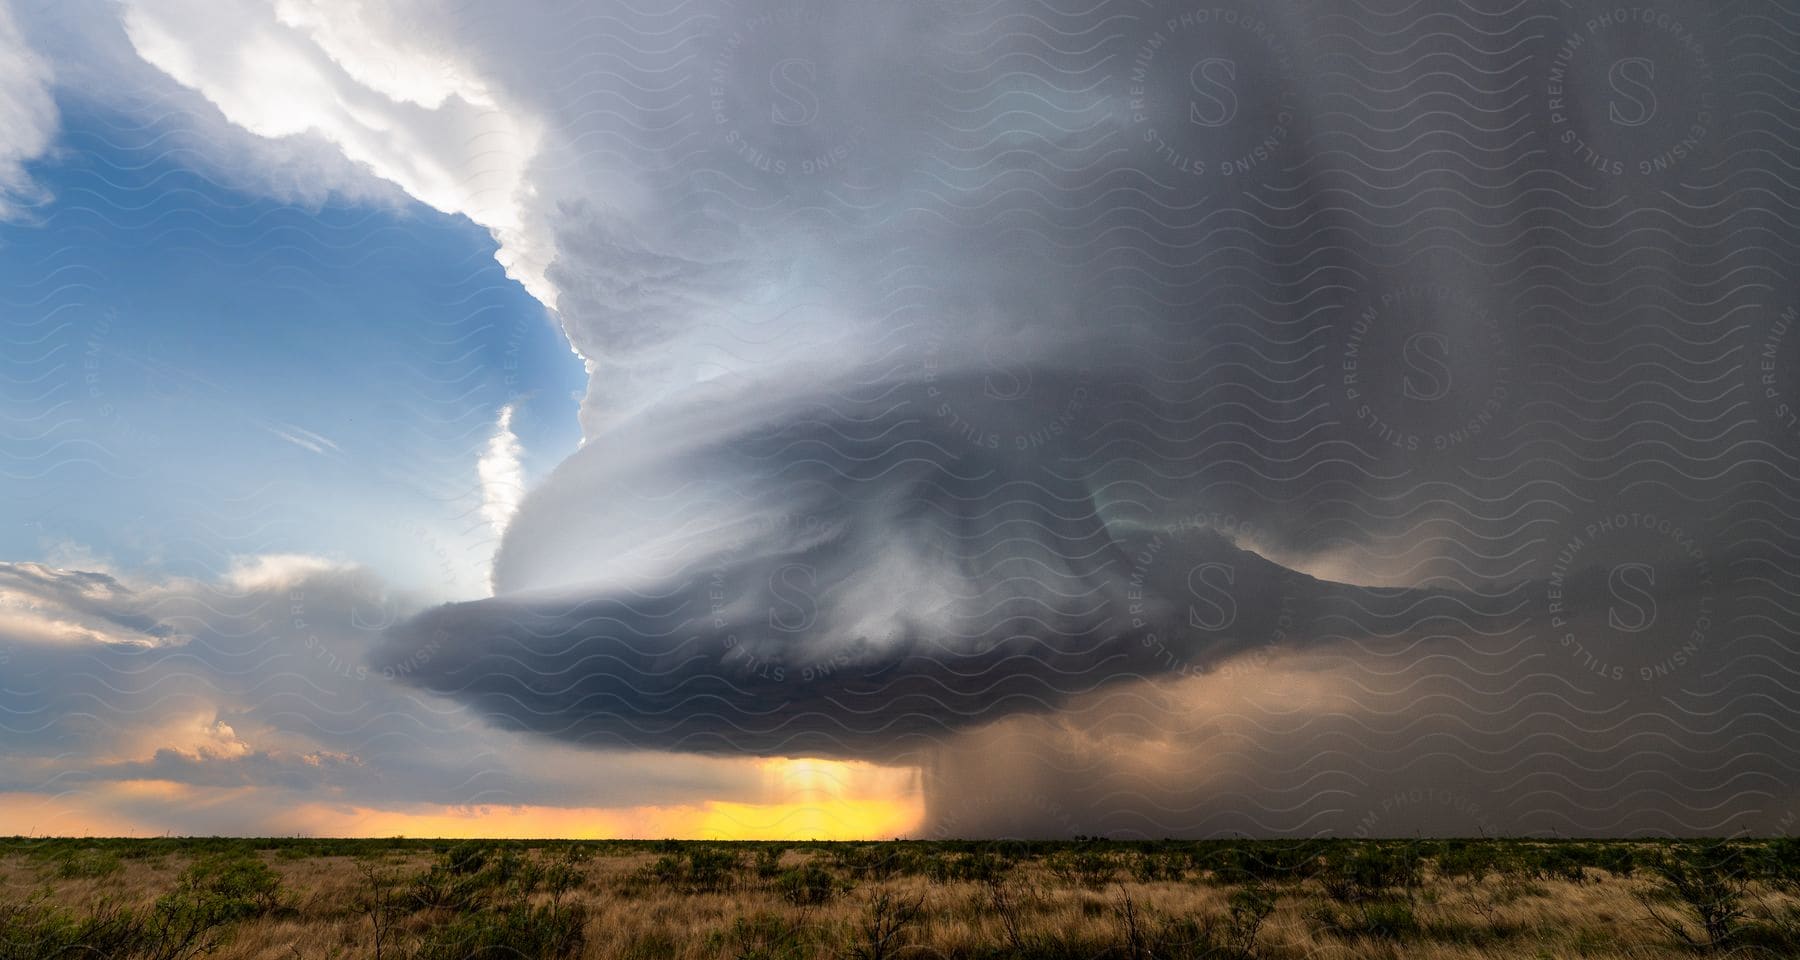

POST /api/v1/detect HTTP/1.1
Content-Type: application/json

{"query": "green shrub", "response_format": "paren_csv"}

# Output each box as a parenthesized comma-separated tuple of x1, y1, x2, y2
(55, 848, 123, 879)
(830, 844, 924, 881)
(1200, 840, 1324, 886)
(0, 897, 143, 960)
(1046, 849, 1116, 888)
(0, 857, 273, 960)
(1639, 840, 1750, 950)
(775, 864, 844, 906)
(691, 847, 743, 891)
(173, 853, 283, 920)
(413, 902, 586, 960)
(639, 846, 743, 893)
(410, 845, 586, 916)
(1593, 843, 1637, 877)
(1761, 836, 1800, 890)
(1433, 842, 1500, 881)
(1131, 851, 1187, 882)
(925, 850, 1010, 885)
(1312, 897, 1417, 942)
(1518, 844, 1588, 883)
(1317, 844, 1421, 903)
(409, 867, 490, 912)
(444, 841, 490, 876)
(79, 871, 267, 960)
(849, 892, 923, 960)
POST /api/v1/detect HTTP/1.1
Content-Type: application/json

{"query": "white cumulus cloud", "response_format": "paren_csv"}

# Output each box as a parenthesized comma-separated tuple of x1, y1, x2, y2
(478, 403, 525, 542)
(117, 0, 554, 307)
(0, 0, 58, 218)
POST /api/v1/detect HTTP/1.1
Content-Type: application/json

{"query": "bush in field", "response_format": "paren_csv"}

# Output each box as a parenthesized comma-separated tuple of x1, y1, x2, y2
(644, 846, 742, 892)
(1099, 878, 1278, 960)
(53, 847, 124, 880)
(1517, 844, 1589, 883)
(1639, 840, 1751, 950)
(540, 845, 592, 906)
(143, 889, 254, 960)
(1316, 843, 1421, 904)
(1047, 849, 1116, 888)
(173, 852, 283, 920)
(1760, 836, 1800, 890)
(0, 896, 144, 960)
(1309, 897, 1417, 942)
(412, 849, 507, 911)
(1131, 851, 1187, 882)
(985, 875, 1090, 959)
(830, 843, 923, 881)
(711, 913, 807, 960)
(351, 858, 409, 960)
(775, 864, 845, 906)
(848, 892, 924, 960)
(690, 847, 743, 891)
(1574, 842, 1637, 878)
(412, 902, 586, 960)
(644, 854, 684, 886)
(925, 850, 1010, 885)
(1310, 844, 1424, 943)
(1353, 899, 1418, 940)
(444, 841, 490, 876)
(408, 847, 590, 960)
(0, 851, 285, 960)
(411, 844, 587, 917)
(1432, 841, 1500, 881)
(1148, 884, 1278, 960)
(1200, 840, 1323, 886)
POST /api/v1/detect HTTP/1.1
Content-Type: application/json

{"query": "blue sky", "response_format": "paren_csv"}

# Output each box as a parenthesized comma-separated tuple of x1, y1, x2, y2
(3, 97, 584, 597)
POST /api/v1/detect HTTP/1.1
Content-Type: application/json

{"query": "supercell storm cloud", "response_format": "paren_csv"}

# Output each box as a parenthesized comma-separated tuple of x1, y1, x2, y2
(370, 0, 1800, 833)
(4, 0, 1800, 837)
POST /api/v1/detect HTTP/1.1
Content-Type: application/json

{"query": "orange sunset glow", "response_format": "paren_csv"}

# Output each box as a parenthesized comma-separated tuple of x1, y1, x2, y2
(0, 758, 924, 840)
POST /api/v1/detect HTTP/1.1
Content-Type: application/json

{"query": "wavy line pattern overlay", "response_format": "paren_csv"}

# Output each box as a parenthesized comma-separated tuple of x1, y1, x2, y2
(4, 0, 1800, 839)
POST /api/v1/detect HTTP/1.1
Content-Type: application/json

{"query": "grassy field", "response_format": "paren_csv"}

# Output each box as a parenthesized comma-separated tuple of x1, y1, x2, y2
(3, 836, 1800, 959)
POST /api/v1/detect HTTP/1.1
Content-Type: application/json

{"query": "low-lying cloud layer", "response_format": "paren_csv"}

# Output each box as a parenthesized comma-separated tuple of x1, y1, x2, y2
(0, 558, 824, 834)
(381, 373, 1341, 759)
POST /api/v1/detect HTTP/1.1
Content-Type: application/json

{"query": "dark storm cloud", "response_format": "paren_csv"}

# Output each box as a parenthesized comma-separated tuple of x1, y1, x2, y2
(914, 545, 1790, 839)
(374, 0, 1800, 833)
(380, 372, 1339, 759)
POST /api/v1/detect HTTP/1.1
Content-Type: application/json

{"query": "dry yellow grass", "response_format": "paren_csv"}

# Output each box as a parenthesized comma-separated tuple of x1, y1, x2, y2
(3, 843, 1798, 960)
